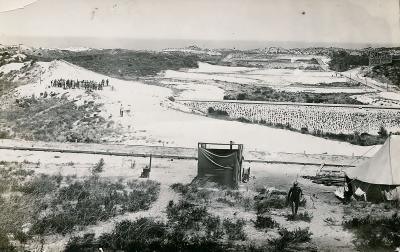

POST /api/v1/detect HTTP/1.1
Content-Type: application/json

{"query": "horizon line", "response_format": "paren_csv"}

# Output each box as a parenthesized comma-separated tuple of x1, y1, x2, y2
(0, 35, 399, 50)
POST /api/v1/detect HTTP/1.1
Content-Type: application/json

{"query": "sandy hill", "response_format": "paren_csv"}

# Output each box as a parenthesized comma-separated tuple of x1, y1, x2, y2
(0, 59, 376, 156)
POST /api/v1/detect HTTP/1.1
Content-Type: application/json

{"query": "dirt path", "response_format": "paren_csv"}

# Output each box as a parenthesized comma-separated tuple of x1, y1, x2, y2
(0, 139, 369, 168)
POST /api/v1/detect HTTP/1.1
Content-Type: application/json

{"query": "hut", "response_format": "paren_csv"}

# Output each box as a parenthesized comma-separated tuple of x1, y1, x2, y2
(197, 142, 243, 188)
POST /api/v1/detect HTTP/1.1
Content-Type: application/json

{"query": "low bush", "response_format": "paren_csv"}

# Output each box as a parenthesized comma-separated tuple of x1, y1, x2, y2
(216, 197, 235, 207)
(343, 213, 400, 249)
(65, 233, 97, 252)
(223, 218, 247, 241)
(92, 158, 105, 174)
(270, 228, 312, 252)
(31, 178, 160, 235)
(15, 174, 59, 195)
(237, 93, 247, 100)
(166, 200, 209, 229)
(254, 214, 278, 229)
(0, 131, 10, 139)
(0, 164, 34, 193)
(66, 217, 227, 252)
(286, 211, 313, 222)
(207, 107, 229, 117)
(0, 231, 16, 252)
(300, 127, 309, 134)
(255, 195, 287, 214)
(237, 117, 251, 123)
(170, 183, 212, 204)
(170, 182, 191, 194)
(297, 211, 312, 222)
(1, 97, 113, 143)
(65, 182, 254, 251)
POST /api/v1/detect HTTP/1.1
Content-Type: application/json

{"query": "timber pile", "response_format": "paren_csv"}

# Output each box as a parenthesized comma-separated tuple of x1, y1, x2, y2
(302, 168, 345, 186)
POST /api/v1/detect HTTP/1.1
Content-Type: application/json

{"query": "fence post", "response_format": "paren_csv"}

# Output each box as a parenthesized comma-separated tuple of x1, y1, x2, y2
(149, 154, 152, 171)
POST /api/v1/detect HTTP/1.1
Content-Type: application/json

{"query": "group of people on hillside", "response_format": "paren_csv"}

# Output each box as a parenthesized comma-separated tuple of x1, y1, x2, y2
(50, 78, 110, 91)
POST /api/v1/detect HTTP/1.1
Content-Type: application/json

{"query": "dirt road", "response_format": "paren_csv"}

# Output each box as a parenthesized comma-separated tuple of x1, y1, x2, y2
(0, 139, 368, 167)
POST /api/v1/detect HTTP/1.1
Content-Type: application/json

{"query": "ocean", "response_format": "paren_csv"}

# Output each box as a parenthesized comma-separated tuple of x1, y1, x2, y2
(0, 35, 394, 50)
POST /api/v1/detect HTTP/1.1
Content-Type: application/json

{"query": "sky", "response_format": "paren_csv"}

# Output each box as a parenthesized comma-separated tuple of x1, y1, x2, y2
(0, 0, 399, 48)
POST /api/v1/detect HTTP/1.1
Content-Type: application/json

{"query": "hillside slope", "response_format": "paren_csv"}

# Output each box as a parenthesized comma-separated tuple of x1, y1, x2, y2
(0, 59, 377, 155)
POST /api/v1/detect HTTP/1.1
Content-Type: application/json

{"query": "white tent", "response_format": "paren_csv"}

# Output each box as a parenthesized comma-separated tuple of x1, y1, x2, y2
(346, 135, 400, 185)
(345, 135, 400, 201)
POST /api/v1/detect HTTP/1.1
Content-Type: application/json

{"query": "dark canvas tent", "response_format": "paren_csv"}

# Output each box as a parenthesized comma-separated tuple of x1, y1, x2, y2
(345, 135, 400, 202)
(197, 142, 243, 188)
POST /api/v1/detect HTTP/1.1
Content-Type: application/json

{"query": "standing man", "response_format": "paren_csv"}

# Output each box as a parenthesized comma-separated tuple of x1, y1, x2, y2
(120, 104, 124, 117)
(287, 181, 303, 217)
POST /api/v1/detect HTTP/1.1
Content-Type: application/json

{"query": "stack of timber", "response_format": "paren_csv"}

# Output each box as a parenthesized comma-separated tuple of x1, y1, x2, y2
(302, 164, 345, 186)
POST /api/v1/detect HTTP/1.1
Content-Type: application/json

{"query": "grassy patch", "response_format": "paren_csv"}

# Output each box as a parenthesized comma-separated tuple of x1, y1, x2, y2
(270, 228, 313, 252)
(223, 85, 365, 105)
(15, 174, 60, 195)
(254, 213, 279, 229)
(367, 61, 400, 88)
(0, 162, 35, 194)
(207, 107, 229, 117)
(66, 217, 227, 252)
(328, 51, 369, 72)
(66, 198, 247, 252)
(286, 211, 313, 222)
(170, 183, 253, 210)
(343, 213, 400, 250)
(31, 177, 160, 235)
(33, 49, 206, 78)
(0, 97, 113, 142)
(0, 230, 17, 252)
(0, 79, 19, 96)
(223, 218, 247, 241)
(254, 190, 288, 214)
(0, 161, 161, 247)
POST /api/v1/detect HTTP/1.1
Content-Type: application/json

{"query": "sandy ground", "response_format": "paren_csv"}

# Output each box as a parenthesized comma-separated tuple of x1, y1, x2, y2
(251, 164, 356, 251)
(163, 66, 349, 86)
(352, 92, 400, 107)
(344, 67, 398, 92)
(158, 62, 400, 103)
(6, 60, 379, 156)
(0, 148, 356, 251)
(0, 62, 26, 75)
(1, 58, 386, 251)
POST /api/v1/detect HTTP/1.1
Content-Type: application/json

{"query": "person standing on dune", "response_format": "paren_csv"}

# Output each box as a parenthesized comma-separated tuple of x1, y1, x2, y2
(120, 104, 124, 117)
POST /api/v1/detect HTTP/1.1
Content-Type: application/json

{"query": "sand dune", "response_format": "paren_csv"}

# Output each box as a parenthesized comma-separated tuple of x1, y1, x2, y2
(11, 60, 376, 155)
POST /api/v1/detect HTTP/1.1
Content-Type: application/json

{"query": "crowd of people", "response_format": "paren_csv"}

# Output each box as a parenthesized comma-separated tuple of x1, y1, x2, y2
(183, 101, 400, 135)
(50, 78, 110, 91)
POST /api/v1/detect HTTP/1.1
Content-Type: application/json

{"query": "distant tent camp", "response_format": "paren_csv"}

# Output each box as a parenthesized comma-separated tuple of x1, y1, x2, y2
(345, 135, 400, 202)
(197, 142, 243, 188)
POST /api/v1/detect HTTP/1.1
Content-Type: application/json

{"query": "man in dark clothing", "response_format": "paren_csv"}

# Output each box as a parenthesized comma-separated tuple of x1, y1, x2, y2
(287, 181, 303, 216)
